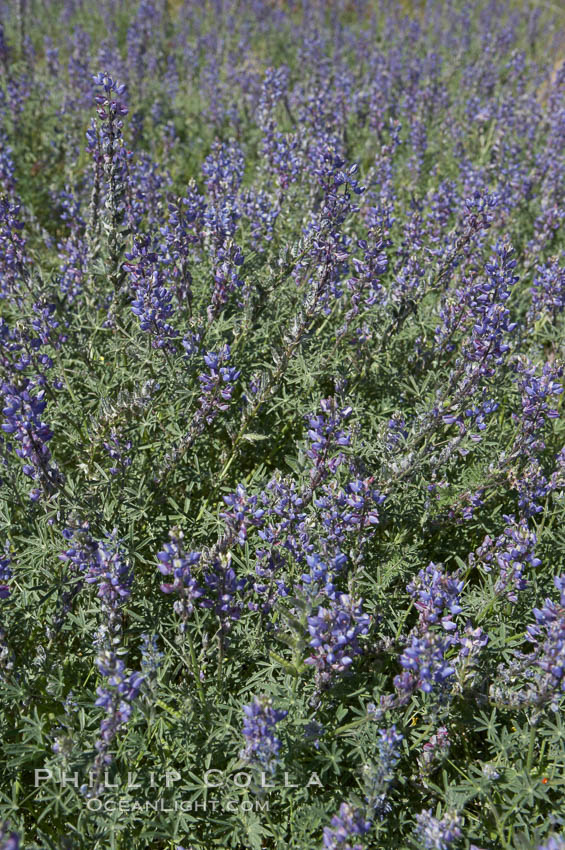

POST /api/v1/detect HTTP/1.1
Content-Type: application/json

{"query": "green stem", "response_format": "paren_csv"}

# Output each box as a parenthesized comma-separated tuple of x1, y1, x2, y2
(526, 721, 536, 773)
(217, 630, 224, 695)
(185, 629, 206, 706)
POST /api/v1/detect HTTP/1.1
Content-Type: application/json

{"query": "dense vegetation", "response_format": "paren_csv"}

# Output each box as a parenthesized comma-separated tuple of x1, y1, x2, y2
(0, 1, 565, 848)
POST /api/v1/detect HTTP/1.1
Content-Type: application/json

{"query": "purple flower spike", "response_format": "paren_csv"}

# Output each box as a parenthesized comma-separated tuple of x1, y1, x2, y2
(323, 802, 372, 850)
(415, 809, 463, 850)
(240, 695, 287, 774)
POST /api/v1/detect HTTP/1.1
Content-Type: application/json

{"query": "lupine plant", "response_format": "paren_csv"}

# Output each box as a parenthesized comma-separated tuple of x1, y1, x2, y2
(1, 0, 565, 848)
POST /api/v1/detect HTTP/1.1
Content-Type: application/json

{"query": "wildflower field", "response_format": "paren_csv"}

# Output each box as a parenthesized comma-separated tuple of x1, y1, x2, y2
(1, 0, 565, 847)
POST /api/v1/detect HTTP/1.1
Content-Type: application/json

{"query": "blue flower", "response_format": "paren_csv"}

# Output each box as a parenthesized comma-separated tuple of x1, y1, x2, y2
(240, 695, 287, 774)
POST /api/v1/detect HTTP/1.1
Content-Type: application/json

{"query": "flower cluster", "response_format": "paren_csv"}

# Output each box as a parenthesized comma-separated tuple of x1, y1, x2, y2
(394, 562, 470, 698)
(157, 528, 203, 628)
(199, 553, 247, 634)
(523, 576, 565, 711)
(322, 802, 372, 850)
(240, 695, 287, 775)
(87, 650, 144, 796)
(158, 529, 245, 634)
(0, 199, 26, 300)
(84, 535, 133, 621)
(363, 724, 404, 817)
(127, 265, 177, 350)
(304, 593, 370, 687)
(102, 430, 132, 476)
(470, 517, 541, 602)
(60, 527, 132, 642)
(140, 633, 163, 677)
(529, 257, 565, 324)
(0, 826, 19, 850)
(88, 72, 132, 293)
(407, 563, 464, 632)
(513, 359, 562, 455)
(306, 397, 352, 480)
(1, 378, 60, 500)
(491, 575, 565, 714)
(396, 630, 458, 696)
(415, 809, 463, 850)
(90, 72, 129, 168)
(418, 727, 450, 780)
(313, 476, 385, 558)
(0, 544, 11, 600)
(202, 139, 245, 200)
(198, 346, 240, 425)
(160, 187, 204, 307)
(220, 484, 265, 547)
(0, 542, 13, 679)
